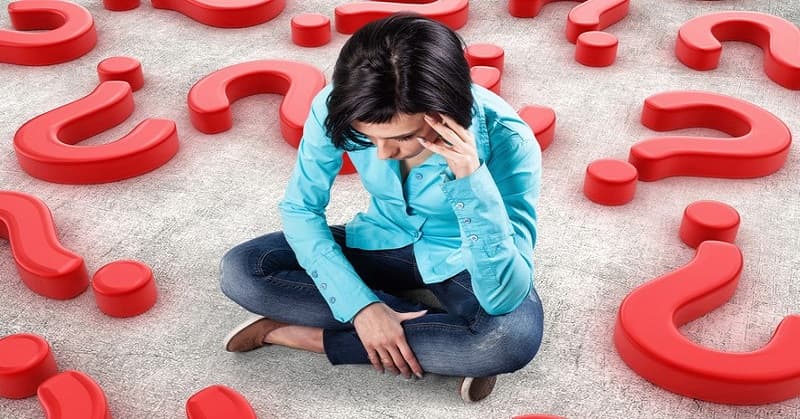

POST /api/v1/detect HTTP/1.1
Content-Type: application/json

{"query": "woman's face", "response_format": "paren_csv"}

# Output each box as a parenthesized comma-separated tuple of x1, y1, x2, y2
(351, 113, 438, 160)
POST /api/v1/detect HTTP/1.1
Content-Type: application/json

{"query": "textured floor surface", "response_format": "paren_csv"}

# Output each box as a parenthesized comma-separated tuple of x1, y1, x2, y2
(1, 0, 799, 418)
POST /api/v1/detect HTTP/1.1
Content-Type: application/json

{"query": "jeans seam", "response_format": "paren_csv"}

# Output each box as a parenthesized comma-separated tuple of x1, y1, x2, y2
(255, 249, 294, 276)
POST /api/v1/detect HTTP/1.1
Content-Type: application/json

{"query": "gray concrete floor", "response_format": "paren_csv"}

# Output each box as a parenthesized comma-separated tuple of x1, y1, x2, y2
(1, 1, 799, 418)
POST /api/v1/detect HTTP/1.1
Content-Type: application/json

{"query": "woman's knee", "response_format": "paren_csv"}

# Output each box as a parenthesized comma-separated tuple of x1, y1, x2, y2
(481, 297, 544, 374)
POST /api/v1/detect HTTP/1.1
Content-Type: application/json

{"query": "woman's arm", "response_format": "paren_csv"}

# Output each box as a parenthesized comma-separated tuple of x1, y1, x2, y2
(439, 121, 542, 315)
(278, 91, 381, 324)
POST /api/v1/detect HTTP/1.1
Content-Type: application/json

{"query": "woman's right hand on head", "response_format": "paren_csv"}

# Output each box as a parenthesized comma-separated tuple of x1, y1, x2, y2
(352, 302, 427, 379)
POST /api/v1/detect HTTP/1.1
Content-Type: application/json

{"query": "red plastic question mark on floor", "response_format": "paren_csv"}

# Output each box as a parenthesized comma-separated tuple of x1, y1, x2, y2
(14, 57, 180, 185)
(0, 0, 96, 66)
(0, 190, 158, 317)
(583, 91, 792, 205)
(676, 11, 800, 90)
(186, 385, 257, 418)
(507, 0, 628, 66)
(187, 59, 356, 175)
(0, 191, 89, 299)
(334, 0, 468, 34)
(149, 0, 285, 28)
(38, 371, 112, 419)
(614, 201, 800, 404)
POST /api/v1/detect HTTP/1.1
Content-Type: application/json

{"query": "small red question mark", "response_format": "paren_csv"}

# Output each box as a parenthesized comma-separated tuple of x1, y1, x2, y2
(187, 59, 356, 175)
(0, 334, 111, 417)
(0, 190, 158, 317)
(334, 0, 469, 34)
(0, 0, 96, 66)
(583, 91, 792, 205)
(676, 11, 800, 90)
(507, 0, 629, 66)
(14, 57, 180, 185)
(149, 0, 285, 28)
(615, 201, 800, 404)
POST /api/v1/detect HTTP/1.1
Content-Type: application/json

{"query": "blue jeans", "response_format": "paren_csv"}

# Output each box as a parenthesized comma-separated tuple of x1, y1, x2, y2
(219, 225, 544, 377)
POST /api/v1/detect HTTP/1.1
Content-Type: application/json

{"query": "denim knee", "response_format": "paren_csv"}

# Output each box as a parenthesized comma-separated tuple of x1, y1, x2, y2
(219, 243, 250, 302)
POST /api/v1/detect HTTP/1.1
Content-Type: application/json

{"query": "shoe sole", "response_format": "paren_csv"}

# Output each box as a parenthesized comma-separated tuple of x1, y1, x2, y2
(459, 376, 497, 402)
(223, 314, 267, 352)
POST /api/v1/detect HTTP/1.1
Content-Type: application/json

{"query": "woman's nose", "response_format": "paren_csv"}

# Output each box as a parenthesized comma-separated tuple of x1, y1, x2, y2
(376, 141, 396, 159)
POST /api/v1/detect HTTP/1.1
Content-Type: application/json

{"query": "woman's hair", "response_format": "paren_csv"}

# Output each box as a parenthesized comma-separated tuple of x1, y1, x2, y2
(325, 12, 474, 151)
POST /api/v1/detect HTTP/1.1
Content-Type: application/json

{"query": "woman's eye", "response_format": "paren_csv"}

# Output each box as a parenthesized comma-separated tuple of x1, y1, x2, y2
(399, 135, 414, 141)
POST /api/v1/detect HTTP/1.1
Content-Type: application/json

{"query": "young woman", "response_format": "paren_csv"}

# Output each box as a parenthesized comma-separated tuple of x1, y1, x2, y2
(220, 12, 544, 403)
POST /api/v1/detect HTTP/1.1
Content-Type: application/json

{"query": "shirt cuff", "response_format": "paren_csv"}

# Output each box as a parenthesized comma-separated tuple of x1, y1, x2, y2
(306, 249, 382, 323)
(440, 161, 513, 246)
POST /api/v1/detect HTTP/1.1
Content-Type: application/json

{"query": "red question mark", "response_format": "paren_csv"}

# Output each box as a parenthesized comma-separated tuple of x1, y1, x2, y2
(0, 334, 111, 418)
(14, 57, 180, 185)
(614, 201, 800, 404)
(583, 91, 792, 205)
(676, 11, 800, 90)
(187, 59, 356, 175)
(186, 385, 257, 418)
(149, 0, 285, 28)
(334, 0, 468, 34)
(0, 190, 158, 317)
(507, 0, 628, 66)
(0, 0, 96, 66)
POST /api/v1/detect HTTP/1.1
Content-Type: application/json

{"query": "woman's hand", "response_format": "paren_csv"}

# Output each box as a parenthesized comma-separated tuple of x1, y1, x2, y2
(352, 302, 427, 379)
(418, 113, 480, 179)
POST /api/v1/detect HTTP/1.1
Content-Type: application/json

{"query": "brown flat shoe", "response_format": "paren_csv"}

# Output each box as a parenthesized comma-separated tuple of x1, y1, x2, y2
(458, 375, 497, 402)
(223, 315, 288, 352)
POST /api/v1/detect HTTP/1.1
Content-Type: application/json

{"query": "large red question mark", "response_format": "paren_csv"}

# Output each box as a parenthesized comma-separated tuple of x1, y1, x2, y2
(186, 385, 257, 418)
(187, 59, 356, 175)
(0, 0, 96, 66)
(334, 0, 469, 34)
(149, 0, 285, 28)
(583, 91, 792, 205)
(676, 11, 800, 90)
(0, 190, 158, 317)
(614, 201, 800, 404)
(14, 57, 180, 185)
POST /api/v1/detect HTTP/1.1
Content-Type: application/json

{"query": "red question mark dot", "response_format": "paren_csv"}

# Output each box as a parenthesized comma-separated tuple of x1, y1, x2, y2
(470, 66, 501, 94)
(465, 43, 505, 73)
(0, 333, 57, 399)
(97, 56, 144, 92)
(583, 159, 638, 205)
(92, 260, 157, 318)
(575, 31, 618, 67)
(679, 200, 740, 249)
(291, 13, 331, 47)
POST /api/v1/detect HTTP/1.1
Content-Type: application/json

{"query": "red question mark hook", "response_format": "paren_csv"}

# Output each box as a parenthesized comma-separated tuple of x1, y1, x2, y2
(0, 0, 96, 66)
(14, 57, 180, 184)
(0, 191, 89, 300)
(676, 11, 800, 90)
(150, 0, 285, 28)
(334, 0, 469, 34)
(614, 202, 800, 404)
(187, 59, 356, 174)
(584, 91, 792, 205)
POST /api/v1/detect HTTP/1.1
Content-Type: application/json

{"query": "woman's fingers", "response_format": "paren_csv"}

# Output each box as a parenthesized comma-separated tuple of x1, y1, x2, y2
(397, 339, 424, 379)
(367, 349, 384, 373)
(437, 113, 475, 146)
(386, 346, 411, 378)
(424, 114, 467, 152)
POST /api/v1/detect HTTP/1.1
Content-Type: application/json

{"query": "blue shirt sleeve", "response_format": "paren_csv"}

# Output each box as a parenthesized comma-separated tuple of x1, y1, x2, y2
(277, 93, 381, 324)
(439, 121, 541, 315)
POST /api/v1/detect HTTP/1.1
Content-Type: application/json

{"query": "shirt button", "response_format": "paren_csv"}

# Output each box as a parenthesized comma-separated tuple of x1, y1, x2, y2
(311, 270, 318, 278)
(455, 202, 464, 210)
(320, 283, 327, 289)
(415, 173, 423, 180)
(329, 297, 336, 303)
(415, 231, 422, 239)
(469, 234, 478, 241)
(463, 217, 471, 224)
